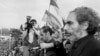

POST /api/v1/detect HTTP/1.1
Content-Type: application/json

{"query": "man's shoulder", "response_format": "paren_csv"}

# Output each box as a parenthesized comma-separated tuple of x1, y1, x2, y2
(87, 36, 100, 48)
(83, 37, 100, 56)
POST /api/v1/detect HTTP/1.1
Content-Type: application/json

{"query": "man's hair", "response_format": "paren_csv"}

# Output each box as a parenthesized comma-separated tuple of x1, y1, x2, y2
(30, 19, 37, 23)
(30, 19, 37, 26)
(41, 26, 54, 35)
(27, 16, 31, 19)
(71, 7, 100, 35)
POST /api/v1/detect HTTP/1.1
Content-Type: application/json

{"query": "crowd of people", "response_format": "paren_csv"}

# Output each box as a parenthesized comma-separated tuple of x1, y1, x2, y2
(11, 7, 100, 56)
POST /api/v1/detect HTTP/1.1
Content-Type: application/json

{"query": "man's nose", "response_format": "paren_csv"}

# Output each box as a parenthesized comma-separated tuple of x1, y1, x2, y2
(63, 25, 69, 34)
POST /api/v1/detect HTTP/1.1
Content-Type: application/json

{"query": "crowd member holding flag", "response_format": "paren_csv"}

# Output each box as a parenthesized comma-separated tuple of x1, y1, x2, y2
(39, 26, 60, 56)
(38, 25, 70, 56)
(41, 0, 68, 56)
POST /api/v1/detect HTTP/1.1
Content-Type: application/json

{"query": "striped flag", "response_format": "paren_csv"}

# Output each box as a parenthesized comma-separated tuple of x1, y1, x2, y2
(42, 0, 63, 28)
(49, 0, 59, 14)
(42, 10, 61, 29)
(50, 0, 59, 8)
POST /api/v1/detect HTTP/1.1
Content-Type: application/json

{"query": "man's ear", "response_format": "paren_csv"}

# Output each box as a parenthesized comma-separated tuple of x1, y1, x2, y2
(81, 22, 88, 30)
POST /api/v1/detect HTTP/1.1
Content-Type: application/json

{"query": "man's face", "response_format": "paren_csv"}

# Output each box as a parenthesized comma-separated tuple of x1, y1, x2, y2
(34, 22, 37, 27)
(63, 12, 82, 40)
(30, 21, 37, 27)
(40, 29, 51, 41)
(40, 29, 46, 38)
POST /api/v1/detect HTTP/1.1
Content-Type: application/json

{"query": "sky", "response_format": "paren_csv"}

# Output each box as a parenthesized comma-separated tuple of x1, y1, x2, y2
(0, 0, 100, 29)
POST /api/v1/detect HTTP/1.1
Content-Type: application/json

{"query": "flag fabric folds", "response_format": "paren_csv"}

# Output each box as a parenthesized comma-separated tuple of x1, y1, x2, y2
(42, 0, 63, 29)
(50, 0, 59, 8)
(49, 0, 59, 15)
(42, 10, 61, 29)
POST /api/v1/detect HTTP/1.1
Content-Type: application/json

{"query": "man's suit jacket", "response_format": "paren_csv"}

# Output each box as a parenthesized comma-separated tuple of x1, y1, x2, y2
(69, 35, 100, 56)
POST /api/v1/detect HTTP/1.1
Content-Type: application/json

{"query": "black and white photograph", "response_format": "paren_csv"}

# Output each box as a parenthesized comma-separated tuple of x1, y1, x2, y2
(0, 0, 100, 56)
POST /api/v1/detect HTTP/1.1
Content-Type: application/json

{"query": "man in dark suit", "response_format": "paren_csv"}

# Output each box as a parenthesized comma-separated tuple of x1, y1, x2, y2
(63, 7, 100, 56)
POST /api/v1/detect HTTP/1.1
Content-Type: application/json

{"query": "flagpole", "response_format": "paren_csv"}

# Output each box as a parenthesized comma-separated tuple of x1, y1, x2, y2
(43, 1, 51, 56)
(45, 0, 51, 26)
(48, 0, 51, 11)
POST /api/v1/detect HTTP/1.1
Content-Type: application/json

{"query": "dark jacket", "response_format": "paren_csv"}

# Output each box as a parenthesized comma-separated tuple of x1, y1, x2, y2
(69, 35, 100, 56)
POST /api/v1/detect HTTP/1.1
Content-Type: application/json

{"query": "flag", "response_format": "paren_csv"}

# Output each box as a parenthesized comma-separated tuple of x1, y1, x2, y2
(42, 11, 48, 22)
(50, 0, 59, 8)
(49, 0, 59, 14)
(42, 10, 61, 29)
(42, 0, 63, 28)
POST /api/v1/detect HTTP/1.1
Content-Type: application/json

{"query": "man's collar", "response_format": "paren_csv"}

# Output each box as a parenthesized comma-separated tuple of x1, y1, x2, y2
(76, 30, 88, 40)
(73, 35, 94, 49)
